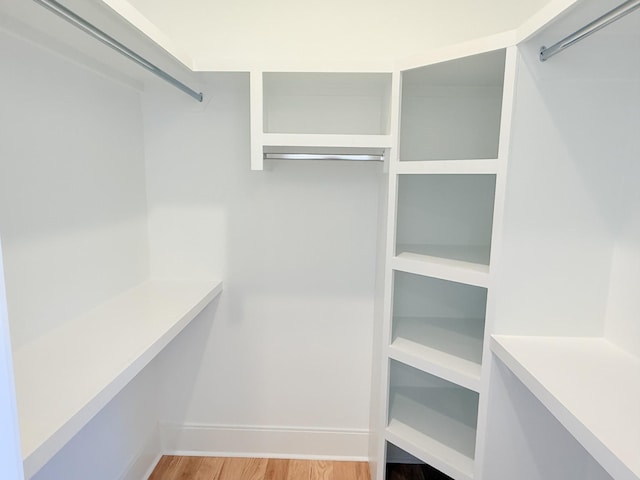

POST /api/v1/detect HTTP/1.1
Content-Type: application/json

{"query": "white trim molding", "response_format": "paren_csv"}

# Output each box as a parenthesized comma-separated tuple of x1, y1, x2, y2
(159, 423, 370, 461)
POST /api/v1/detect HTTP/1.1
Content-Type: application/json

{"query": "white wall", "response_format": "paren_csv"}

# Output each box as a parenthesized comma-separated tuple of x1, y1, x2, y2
(0, 240, 24, 480)
(142, 74, 382, 457)
(482, 361, 612, 480)
(30, 363, 161, 480)
(0, 29, 150, 349)
(0, 28, 159, 479)
(495, 3, 640, 352)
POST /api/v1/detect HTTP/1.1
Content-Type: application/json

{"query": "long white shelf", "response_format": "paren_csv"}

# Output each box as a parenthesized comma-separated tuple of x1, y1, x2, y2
(13, 279, 223, 478)
(386, 387, 477, 480)
(491, 335, 640, 480)
(392, 247, 490, 288)
(389, 317, 484, 392)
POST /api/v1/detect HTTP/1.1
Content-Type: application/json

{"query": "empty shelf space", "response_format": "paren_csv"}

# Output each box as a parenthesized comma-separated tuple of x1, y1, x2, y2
(390, 317, 484, 391)
(396, 159, 499, 175)
(491, 335, 640, 480)
(386, 386, 477, 480)
(399, 49, 506, 162)
(386, 442, 454, 480)
(13, 279, 223, 477)
(395, 174, 496, 276)
(262, 72, 392, 135)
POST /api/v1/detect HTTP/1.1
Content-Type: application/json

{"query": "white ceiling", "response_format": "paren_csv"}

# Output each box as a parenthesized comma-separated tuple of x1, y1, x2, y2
(103, 0, 555, 70)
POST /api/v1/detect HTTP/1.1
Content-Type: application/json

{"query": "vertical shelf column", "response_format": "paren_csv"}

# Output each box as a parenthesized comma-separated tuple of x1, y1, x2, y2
(377, 45, 517, 480)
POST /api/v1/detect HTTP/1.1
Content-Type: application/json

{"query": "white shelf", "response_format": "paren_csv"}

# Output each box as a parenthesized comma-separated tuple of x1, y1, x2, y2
(396, 159, 499, 175)
(13, 279, 223, 478)
(491, 335, 640, 480)
(389, 317, 483, 392)
(397, 244, 490, 266)
(386, 387, 477, 480)
(392, 248, 490, 288)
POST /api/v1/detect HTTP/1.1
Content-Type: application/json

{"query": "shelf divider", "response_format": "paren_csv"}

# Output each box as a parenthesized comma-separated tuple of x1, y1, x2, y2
(389, 317, 484, 392)
(391, 252, 489, 288)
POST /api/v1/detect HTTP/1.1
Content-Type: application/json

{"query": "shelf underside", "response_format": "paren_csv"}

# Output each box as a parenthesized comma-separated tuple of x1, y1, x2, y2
(390, 317, 484, 391)
(491, 335, 640, 480)
(387, 387, 477, 480)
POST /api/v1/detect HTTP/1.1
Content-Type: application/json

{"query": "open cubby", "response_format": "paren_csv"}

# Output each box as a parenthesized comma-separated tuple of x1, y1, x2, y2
(395, 174, 496, 266)
(400, 49, 506, 161)
(262, 72, 392, 135)
(390, 272, 487, 391)
(386, 442, 454, 480)
(386, 361, 478, 480)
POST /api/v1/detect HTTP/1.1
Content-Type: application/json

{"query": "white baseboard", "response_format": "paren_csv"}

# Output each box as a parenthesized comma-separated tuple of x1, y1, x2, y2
(120, 428, 162, 480)
(159, 423, 370, 461)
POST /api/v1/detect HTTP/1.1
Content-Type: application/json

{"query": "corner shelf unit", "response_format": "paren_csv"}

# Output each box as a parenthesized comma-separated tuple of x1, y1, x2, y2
(491, 336, 640, 480)
(378, 45, 516, 480)
(250, 70, 395, 170)
(13, 279, 223, 478)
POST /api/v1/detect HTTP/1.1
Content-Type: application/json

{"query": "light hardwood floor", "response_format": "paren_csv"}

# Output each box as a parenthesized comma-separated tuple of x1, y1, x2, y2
(148, 457, 370, 480)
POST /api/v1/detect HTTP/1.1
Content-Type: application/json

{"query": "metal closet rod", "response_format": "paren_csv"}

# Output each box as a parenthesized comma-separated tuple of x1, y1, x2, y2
(540, 0, 640, 61)
(263, 153, 385, 162)
(32, 0, 203, 102)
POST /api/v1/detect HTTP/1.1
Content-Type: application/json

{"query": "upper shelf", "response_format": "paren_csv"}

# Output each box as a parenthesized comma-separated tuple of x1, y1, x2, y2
(491, 335, 640, 480)
(251, 70, 394, 170)
(12, 278, 223, 478)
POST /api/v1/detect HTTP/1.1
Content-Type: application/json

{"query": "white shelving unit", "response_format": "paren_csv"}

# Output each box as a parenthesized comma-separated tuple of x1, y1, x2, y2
(250, 71, 395, 170)
(13, 279, 222, 478)
(491, 336, 640, 480)
(378, 45, 516, 480)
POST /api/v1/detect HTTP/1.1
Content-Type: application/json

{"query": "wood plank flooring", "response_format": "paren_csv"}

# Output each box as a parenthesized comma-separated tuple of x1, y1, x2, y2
(149, 457, 370, 480)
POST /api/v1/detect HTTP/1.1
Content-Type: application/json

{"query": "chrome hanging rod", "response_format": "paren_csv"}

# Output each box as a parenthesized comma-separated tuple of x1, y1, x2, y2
(540, 0, 640, 61)
(264, 153, 384, 162)
(32, 0, 203, 102)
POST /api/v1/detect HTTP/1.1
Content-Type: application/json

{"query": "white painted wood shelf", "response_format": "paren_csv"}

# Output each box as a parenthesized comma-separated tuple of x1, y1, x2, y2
(391, 246, 490, 288)
(389, 317, 484, 392)
(13, 279, 223, 478)
(491, 335, 640, 480)
(386, 387, 477, 480)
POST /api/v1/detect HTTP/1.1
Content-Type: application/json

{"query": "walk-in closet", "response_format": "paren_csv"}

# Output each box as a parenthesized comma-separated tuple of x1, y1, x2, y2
(0, 0, 638, 479)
